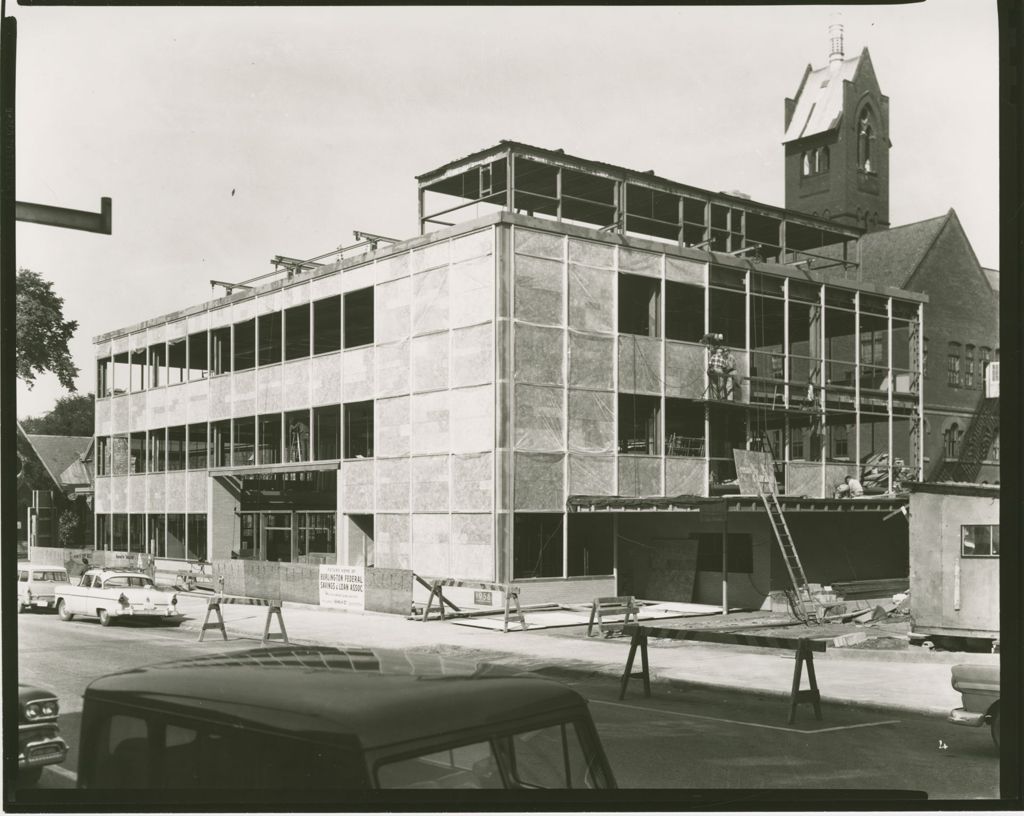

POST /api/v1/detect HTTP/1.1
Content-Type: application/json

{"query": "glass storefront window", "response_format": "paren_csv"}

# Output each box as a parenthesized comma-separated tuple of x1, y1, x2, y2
(298, 512, 336, 561)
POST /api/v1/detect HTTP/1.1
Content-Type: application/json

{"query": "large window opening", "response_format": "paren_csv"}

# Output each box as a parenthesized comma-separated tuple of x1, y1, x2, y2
(129, 515, 146, 553)
(187, 514, 208, 561)
(148, 429, 166, 473)
(167, 425, 186, 471)
(96, 437, 110, 476)
(112, 514, 128, 552)
(344, 288, 374, 348)
(111, 351, 130, 395)
(129, 432, 146, 474)
(285, 410, 310, 462)
(167, 339, 187, 385)
(210, 420, 231, 468)
(210, 326, 231, 375)
(166, 513, 186, 560)
(149, 343, 166, 388)
(258, 414, 282, 465)
(567, 514, 613, 577)
(346, 514, 373, 567)
(285, 304, 311, 361)
(147, 514, 165, 559)
(233, 319, 256, 372)
(97, 357, 112, 397)
(618, 273, 660, 337)
(300, 512, 337, 564)
(129, 348, 147, 392)
(233, 416, 256, 467)
(313, 296, 341, 354)
(665, 281, 704, 342)
(513, 513, 564, 579)
(111, 435, 129, 476)
(187, 331, 208, 380)
(665, 399, 705, 456)
(618, 393, 660, 455)
(344, 401, 374, 459)
(258, 312, 282, 366)
(708, 287, 745, 349)
(314, 405, 341, 460)
(708, 405, 746, 485)
(188, 423, 207, 470)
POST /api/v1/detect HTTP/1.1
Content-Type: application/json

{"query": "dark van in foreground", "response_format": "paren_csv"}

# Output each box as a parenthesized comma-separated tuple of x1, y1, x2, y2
(77, 646, 616, 791)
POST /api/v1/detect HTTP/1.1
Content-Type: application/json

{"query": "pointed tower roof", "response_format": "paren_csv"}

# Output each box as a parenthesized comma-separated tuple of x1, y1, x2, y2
(783, 48, 869, 144)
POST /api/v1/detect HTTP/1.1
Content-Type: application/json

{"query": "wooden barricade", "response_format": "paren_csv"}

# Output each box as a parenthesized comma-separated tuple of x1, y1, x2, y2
(421, 579, 527, 633)
(199, 594, 289, 646)
(618, 624, 825, 723)
(586, 596, 638, 638)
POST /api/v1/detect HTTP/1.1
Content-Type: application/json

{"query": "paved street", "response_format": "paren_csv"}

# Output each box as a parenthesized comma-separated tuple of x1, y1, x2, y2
(15, 610, 998, 799)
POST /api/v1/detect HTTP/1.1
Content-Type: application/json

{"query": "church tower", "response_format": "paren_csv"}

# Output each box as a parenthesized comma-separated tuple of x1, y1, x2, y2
(783, 23, 890, 232)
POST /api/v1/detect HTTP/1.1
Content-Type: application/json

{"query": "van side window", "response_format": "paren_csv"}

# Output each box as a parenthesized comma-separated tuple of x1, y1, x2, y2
(505, 722, 603, 789)
(79, 575, 93, 588)
(93, 713, 151, 788)
(18, 571, 28, 582)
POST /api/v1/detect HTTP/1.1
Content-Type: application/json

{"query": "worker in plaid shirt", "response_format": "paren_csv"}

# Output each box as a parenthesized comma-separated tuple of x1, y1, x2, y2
(707, 340, 735, 399)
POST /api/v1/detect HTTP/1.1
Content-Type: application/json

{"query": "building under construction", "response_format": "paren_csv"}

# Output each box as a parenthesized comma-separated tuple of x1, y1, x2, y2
(90, 32, 997, 612)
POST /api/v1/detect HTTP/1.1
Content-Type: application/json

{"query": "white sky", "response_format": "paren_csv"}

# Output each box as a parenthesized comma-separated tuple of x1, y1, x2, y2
(14, 1, 999, 419)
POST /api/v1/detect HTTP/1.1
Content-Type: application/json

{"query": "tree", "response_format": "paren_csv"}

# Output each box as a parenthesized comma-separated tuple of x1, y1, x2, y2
(21, 393, 95, 436)
(16, 268, 79, 391)
(57, 508, 81, 548)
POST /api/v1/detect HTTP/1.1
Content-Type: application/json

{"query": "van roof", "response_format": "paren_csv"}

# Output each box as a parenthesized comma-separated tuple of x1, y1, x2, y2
(18, 564, 68, 572)
(84, 646, 586, 751)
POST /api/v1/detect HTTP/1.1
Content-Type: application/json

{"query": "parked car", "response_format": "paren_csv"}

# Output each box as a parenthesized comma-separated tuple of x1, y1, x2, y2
(949, 663, 1000, 746)
(18, 683, 69, 785)
(76, 645, 617, 793)
(55, 568, 180, 627)
(16, 564, 70, 613)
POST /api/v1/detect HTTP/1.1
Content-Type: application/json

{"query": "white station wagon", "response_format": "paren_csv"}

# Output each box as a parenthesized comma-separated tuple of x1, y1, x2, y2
(55, 568, 181, 627)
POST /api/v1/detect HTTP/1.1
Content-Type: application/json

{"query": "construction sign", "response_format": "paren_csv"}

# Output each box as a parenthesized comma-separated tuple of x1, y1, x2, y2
(318, 565, 365, 612)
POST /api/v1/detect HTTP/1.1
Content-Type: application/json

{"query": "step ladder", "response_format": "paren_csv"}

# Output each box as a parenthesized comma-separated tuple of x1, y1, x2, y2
(758, 487, 819, 624)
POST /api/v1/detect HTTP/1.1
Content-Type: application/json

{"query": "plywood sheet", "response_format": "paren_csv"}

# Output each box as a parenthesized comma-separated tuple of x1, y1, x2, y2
(733, 449, 777, 495)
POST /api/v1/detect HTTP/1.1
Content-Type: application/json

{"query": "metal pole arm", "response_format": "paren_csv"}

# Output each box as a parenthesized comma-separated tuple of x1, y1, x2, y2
(15, 197, 111, 235)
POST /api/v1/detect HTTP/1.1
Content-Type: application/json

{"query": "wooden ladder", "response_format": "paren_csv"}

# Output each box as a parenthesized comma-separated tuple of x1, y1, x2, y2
(759, 488, 818, 623)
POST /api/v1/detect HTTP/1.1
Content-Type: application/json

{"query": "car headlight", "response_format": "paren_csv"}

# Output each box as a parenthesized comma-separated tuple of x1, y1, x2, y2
(24, 700, 58, 720)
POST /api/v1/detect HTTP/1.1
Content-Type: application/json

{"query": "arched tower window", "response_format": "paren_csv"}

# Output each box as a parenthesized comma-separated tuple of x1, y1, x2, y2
(858, 108, 874, 172)
(944, 423, 962, 459)
(802, 152, 812, 177)
(816, 146, 830, 173)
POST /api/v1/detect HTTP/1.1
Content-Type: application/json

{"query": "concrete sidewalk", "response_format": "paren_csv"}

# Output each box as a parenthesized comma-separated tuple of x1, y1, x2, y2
(172, 593, 997, 718)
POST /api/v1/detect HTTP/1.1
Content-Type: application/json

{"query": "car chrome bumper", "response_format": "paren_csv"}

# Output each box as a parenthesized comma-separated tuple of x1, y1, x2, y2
(948, 707, 988, 727)
(19, 736, 69, 769)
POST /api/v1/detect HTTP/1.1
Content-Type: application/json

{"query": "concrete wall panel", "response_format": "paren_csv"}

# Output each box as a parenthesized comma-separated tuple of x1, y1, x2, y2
(450, 256, 495, 329)
(514, 228, 564, 261)
(111, 395, 129, 434)
(376, 277, 411, 344)
(618, 335, 662, 395)
(450, 514, 493, 580)
(375, 457, 410, 512)
(568, 454, 616, 496)
(95, 477, 110, 513)
(665, 457, 705, 495)
(514, 325, 564, 386)
(310, 354, 342, 407)
(785, 462, 822, 497)
(342, 263, 375, 293)
(451, 228, 493, 264)
(185, 381, 209, 424)
(568, 389, 615, 453)
(410, 391, 450, 455)
(281, 281, 310, 308)
(568, 264, 615, 334)
(147, 473, 166, 511)
(341, 459, 375, 513)
(568, 332, 615, 390)
(165, 320, 187, 341)
(342, 347, 374, 403)
(568, 238, 615, 269)
(514, 384, 563, 451)
(375, 513, 411, 571)
(618, 456, 661, 497)
(412, 513, 450, 577)
(449, 385, 492, 454)
(96, 398, 111, 436)
(665, 342, 706, 399)
(281, 360, 311, 411)
(619, 248, 660, 277)
(666, 256, 705, 286)
(127, 471, 146, 509)
(412, 455, 450, 512)
(514, 255, 563, 326)
(412, 240, 451, 274)
(165, 385, 187, 424)
(376, 339, 411, 398)
(165, 471, 187, 509)
(186, 471, 208, 513)
(412, 332, 449, 393)
(377, 396, 411, 458)
(412, 266, 450, 335)
(450, 324, 493, 388)
(185, 311, 210, 335)
(110, 476, 128, 512)
(256, 290, 281, 316)
(129, 393, 147, 432)
(310, 271, 342, 301)
(232, 299, 256, 324)
(232, 370, 257, 417)
(375, 252, 411, 284)
(514, 452, 564, 511)
(257, 365, 283, 414)
(208, 376, 232, 421)
(208, 307, 231, 330)
(451, 452, 492, 512)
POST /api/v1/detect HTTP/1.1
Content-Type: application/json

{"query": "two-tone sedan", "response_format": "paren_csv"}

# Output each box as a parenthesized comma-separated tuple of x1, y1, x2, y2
(55, 568, 181, 627)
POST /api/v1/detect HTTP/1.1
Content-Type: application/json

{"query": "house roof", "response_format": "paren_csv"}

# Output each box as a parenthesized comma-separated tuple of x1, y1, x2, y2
(21, 433, 93, 490)
(854, 213, 949, 288)
(783, 52, 863, 144)
(58, 439, 94, 488)
(983, 267, 999, 293)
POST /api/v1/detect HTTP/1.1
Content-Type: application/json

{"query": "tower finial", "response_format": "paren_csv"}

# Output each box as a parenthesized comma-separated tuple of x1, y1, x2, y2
(828, 16, 844, 69)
